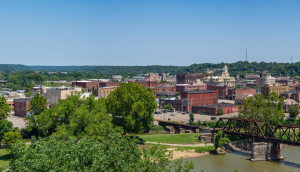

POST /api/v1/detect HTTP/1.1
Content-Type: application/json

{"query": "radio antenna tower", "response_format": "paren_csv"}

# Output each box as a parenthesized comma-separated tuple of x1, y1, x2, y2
(291, 57, 293, 64)
(245, 48, 247, 61)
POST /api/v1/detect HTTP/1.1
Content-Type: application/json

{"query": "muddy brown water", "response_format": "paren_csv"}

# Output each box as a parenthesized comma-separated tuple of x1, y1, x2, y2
(183, 146, 300, 172)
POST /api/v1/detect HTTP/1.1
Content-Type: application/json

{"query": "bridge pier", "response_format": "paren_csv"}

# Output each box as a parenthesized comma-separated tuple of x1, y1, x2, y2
(251, 142, 284, 161)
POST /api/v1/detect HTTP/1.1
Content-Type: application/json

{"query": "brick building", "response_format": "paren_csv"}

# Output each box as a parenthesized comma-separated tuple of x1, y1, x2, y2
(99, 82, 120, 88)
(227, 88, 256, 100)
(134, 81, 158, 88)
(93, 86, 117, 98)
(207, 85, 228, 99)
(14, 98, 32, 117)
(153, 86, 176, 92)
(6, 99, 14, 112)
(176, 83, 207, 92)
(176, 73, 205, 84)
(159, 98, 181, 110)
(192, 103, 238, 115)
(181, 90, 218, 112)
(71, 81, 99, 91)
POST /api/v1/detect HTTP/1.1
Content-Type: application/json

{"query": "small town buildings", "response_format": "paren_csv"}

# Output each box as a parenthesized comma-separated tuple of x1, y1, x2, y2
(153, 86, 176, 92)
(6, 99, 14, 112)
(203, 65, 235, 87)
(154, 91, 177, 98)
(112, 75, 122, 82)
(261, 84, 289, 99)
(32, 86, 82, 106)
(176, 72, 205, 84)
(227, 88, 256, 100)
(164, 76, 176, 83)
(71, 81, 99, 91)
(192, 103, 239, 115)
(176, 83, 207, 92)
(99, 82, 120, 88)
(257, 72, 275, 93)
(235, 94, 253, 105)
(245, 75, 259, 80)
(283, 99, 299, 113)
(181, 90, 218, 112)
(207, 85, 228, 99)
(14, 98, 32, 117)
(159, 97, 181, 110)
(93, 86, 117, 98)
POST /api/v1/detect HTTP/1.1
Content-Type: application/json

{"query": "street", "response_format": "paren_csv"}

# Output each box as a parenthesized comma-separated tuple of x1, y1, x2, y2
(153, 110, 291, 123)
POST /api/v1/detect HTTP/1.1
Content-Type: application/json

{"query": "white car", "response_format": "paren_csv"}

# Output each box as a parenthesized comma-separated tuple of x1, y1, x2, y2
(170, 113, 176, 116)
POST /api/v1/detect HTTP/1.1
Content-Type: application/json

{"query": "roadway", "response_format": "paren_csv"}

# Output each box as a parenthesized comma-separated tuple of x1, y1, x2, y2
(7, 114, 26, 129)
(154, 110, 291, 123)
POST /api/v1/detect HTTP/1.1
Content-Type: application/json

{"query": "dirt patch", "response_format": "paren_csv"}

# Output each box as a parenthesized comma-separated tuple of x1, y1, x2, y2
(167, 148, 211, 160)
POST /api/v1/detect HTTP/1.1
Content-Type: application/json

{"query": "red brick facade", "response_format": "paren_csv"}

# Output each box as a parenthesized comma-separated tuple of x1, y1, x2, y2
(192, 103, 238, 115)
(14, 98, 32, 117)
(176, 73, 205, 84)
(99, 82, 120, 88)
(72, 81, 99, 91)
(228, 88, 256, 100)
(207, 85, 228, 99)
(153, 86, 176, 92)
(159, 99, 181, 110)
(180, 90, 218, 112)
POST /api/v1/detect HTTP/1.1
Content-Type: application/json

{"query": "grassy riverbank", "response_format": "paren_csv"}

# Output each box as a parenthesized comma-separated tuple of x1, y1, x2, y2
(129, 133, 201, 144)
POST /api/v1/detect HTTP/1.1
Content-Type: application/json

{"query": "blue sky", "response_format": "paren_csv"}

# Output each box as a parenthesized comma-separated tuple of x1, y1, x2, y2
(0, 0, 300, 66)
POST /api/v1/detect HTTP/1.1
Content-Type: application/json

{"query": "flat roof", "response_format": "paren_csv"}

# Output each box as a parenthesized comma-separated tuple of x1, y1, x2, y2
(183, 90, 215, 94)
(194, 103, 237, 108)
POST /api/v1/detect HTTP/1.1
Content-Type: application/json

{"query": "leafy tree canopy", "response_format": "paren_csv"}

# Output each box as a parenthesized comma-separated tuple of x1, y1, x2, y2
(238, 92, 285, 127)
(163, 104, 173, 110)
(106, 83, 157, 134)
(289, 105, 299, 120)
(0, 95, 11, 120)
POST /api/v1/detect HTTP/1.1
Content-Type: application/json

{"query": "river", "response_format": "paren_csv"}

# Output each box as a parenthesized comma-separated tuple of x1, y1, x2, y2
(183, 146, 300, 172)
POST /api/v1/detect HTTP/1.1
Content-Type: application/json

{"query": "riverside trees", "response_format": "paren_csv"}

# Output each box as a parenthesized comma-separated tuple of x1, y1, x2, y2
(238, 92, 285, 127)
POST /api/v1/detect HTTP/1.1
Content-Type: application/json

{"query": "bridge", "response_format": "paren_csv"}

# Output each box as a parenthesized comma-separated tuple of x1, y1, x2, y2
(156, 119, 200, 133)
(213, 117, 300, 161)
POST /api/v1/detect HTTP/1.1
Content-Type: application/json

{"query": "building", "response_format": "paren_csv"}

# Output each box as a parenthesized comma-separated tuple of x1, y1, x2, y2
(181, 90, 218, 112)
(227, 88, 256, 100)
(176, 83, 207, 92)
(176, 72, 205, 84)
(134, 81, 158, 88)
(207, 85, 228, 99)
(159, 97, 181, 110)
(14, 98, 32, 117)
(245, 75, 259, 80)
(32, 86, 82, 106)
(112, 75, 122, 82)
(192, 103, 238, 115)
(6, 99, 14, 112)
(283, 99, 299, 113)
(276, 79, 295, 87)
(71, 81, 99, 92)
(99, 82, 120, 88)
(93, 86, 117, 98)
(261, 84, 289, 99)
(235, 94, 253, 105)
(165, 76, 176, 83)
(257, 72, 275, 93)
(203, 65, 235, 87)
(153, 86, 176, 92)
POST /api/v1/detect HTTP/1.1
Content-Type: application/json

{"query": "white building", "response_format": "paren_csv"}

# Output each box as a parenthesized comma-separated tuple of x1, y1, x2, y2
(203, 65, 235, 87)
(256, 73, 275, 93)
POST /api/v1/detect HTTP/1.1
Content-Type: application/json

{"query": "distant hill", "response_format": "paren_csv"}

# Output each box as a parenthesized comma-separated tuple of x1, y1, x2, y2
(0, 64, 32, 72)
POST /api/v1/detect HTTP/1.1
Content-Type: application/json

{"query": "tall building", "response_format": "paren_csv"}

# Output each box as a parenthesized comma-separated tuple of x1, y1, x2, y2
(203, 65, 235, 87)
(261, 84, 289, 99)
(256, 72, 275, 93)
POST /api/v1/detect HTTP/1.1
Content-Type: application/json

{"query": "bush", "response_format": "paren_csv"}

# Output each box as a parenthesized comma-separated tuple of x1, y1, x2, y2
(202, 121, 208, 127)
(195, 146, 214, 153)
(150, 125, 165, 132)
(197, 120, 201, 126)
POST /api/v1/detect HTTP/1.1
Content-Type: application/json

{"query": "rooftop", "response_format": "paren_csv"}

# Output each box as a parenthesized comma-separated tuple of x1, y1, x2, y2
(183, 90, 215, 94)
(194, 103, 238, 108)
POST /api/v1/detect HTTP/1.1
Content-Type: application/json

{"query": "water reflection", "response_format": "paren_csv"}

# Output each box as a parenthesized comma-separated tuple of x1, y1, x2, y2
(184, 146, 300, 172)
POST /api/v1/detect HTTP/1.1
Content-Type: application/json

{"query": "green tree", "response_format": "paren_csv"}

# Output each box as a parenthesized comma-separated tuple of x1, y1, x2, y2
(176, 92, 181, 97)
(195, 88, 200, 91)
(10, 134, 194, 171)
(2, 131, 23, 159)
(0, 120, 17, 148)
(106, 83, 157, 134)
(238, 92, 285, 127)
(163, 104, 173, 110)
(25, 93, 47, 133)
(25, 92, 31, 97)
(214, 131, 230, 151)
(217, 108, 224, 115)
(289, 105, 299, 120)
(189, 113, 194, 124)
(0, 95, 11, 120)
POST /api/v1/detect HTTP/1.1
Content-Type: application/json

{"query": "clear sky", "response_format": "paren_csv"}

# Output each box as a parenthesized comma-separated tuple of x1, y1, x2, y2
(1, 0, 300, 66)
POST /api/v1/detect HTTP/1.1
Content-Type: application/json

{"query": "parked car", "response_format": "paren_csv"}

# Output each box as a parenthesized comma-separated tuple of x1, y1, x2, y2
(211, 117, 217, 120)
(170, 113, 176, 116)
(155, 111, 162, 114)
(182, 112, 185, 114)
(163, 110, 167, 113)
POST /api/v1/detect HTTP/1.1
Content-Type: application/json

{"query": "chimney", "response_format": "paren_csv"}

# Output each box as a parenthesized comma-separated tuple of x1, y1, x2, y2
(260, 72, 264, 77)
